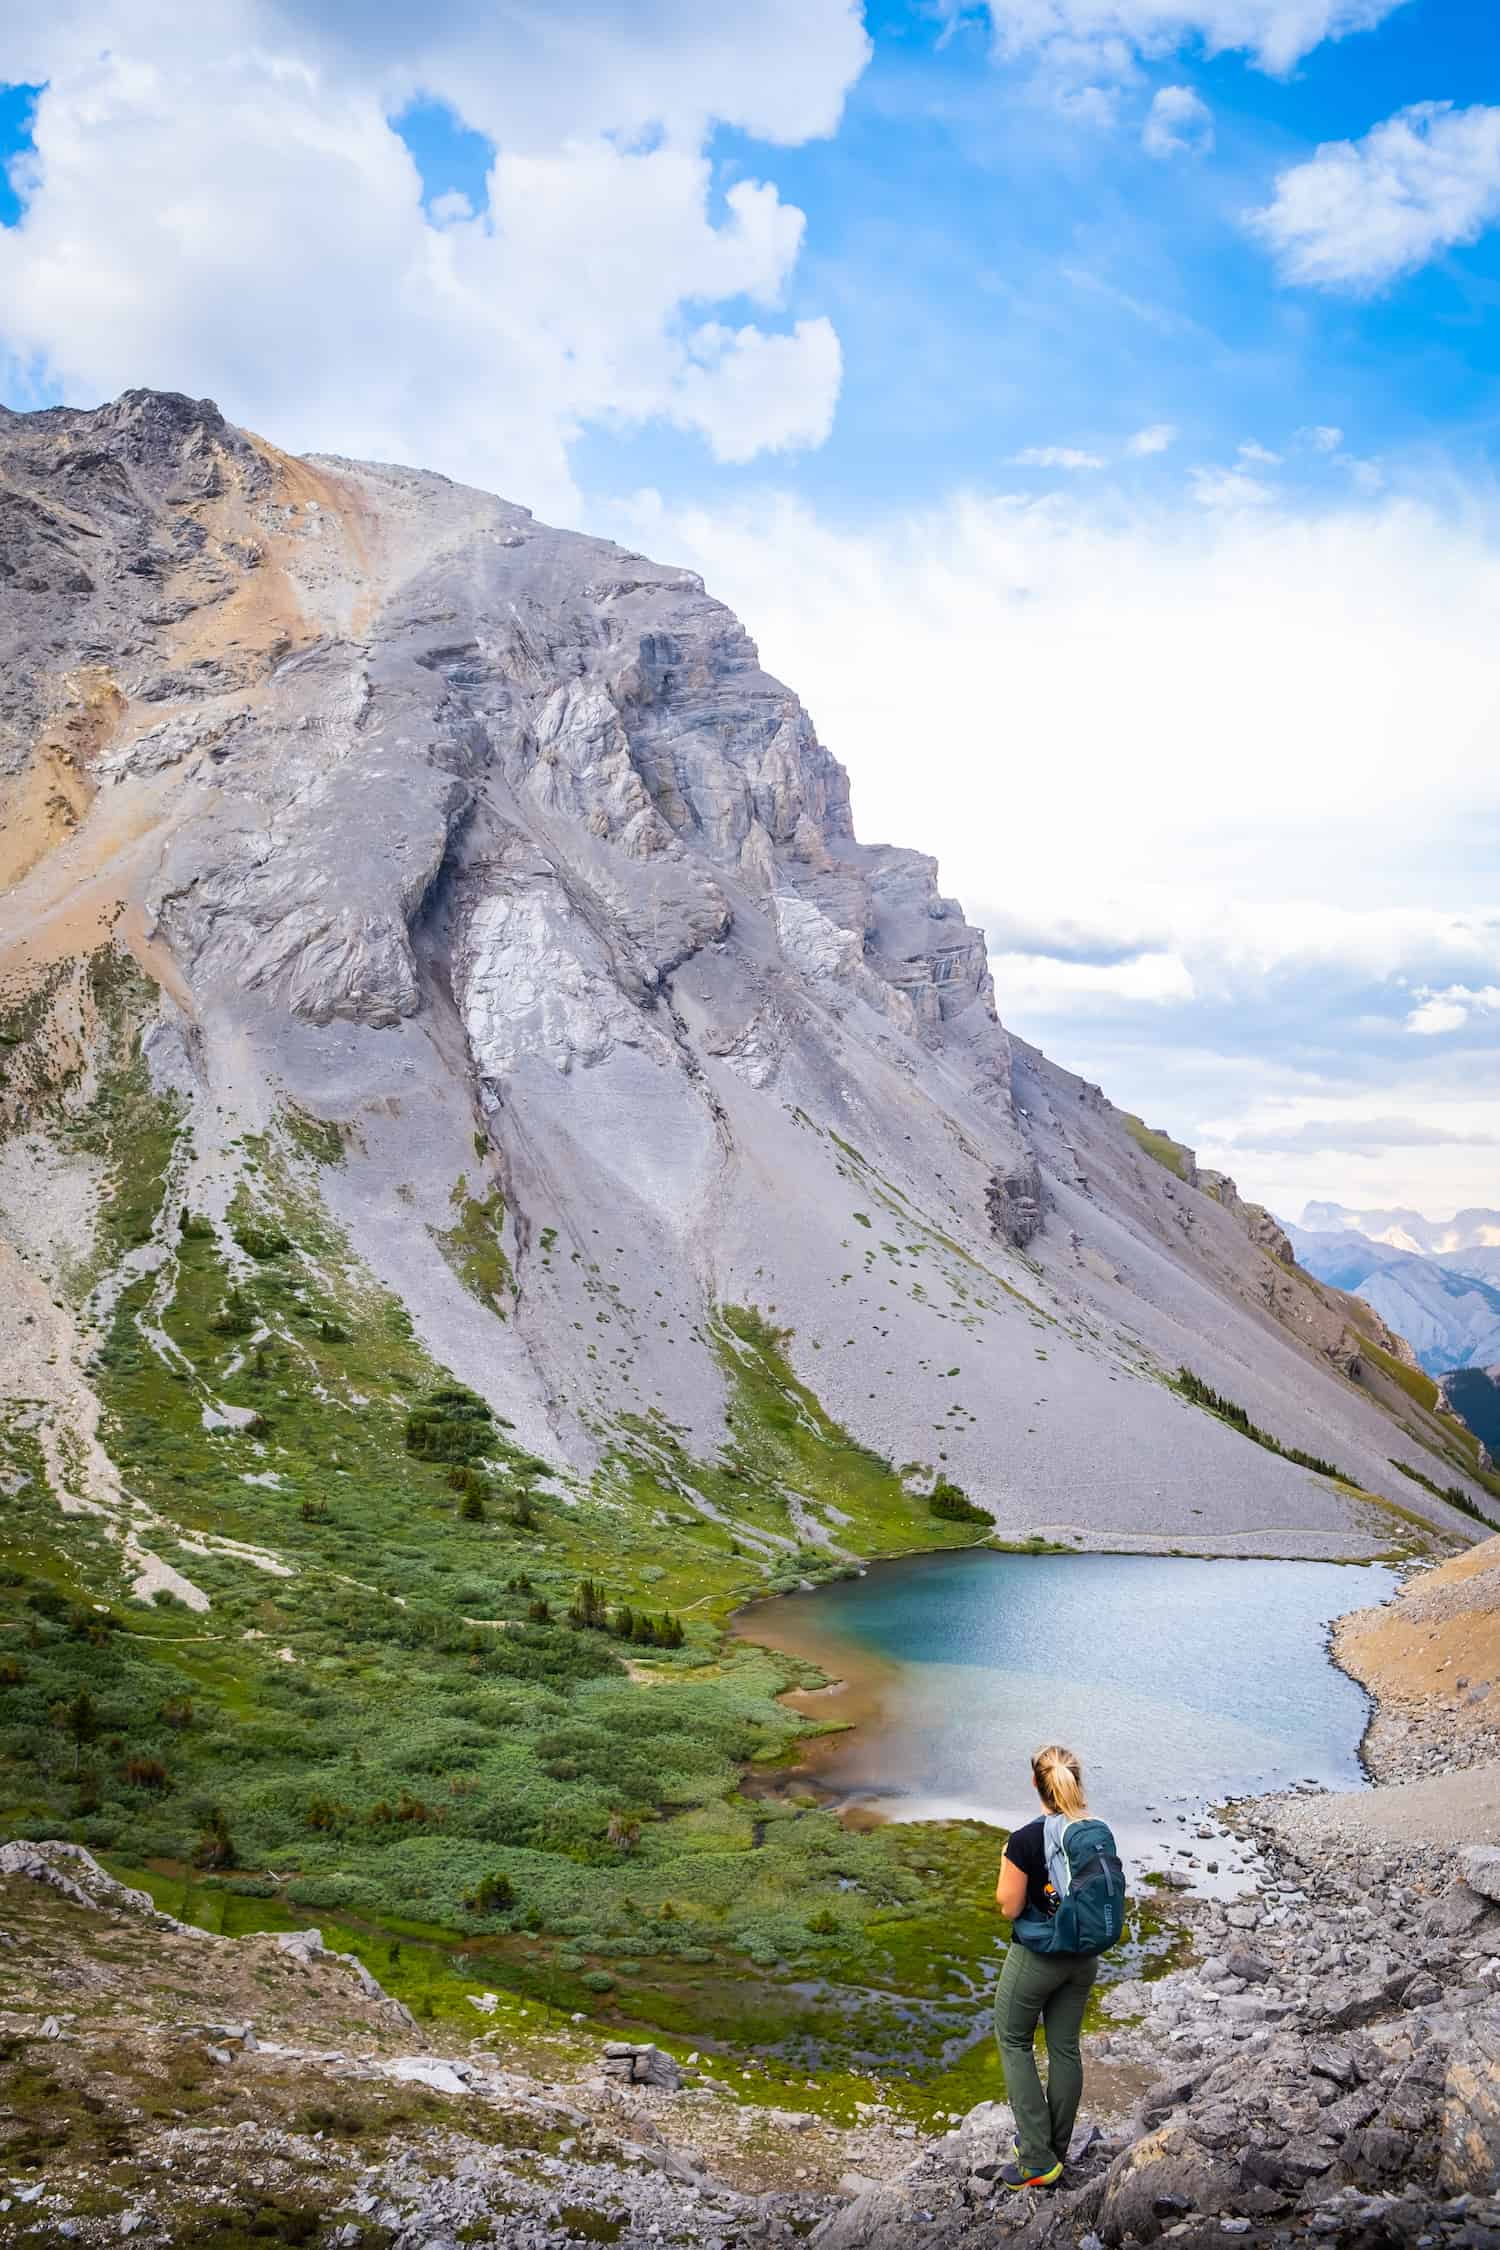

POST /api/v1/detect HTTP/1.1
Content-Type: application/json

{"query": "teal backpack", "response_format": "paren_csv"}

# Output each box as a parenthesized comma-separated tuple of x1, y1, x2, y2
(1013, 1814, 1125, 1958)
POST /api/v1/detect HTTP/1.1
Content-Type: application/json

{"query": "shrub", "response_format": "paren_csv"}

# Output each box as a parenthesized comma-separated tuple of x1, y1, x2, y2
(405, 1387, 494, 1462)
(68, 1605, 115, 1645)
(318, 1319, 349, 1343)
(123, 1756, 169, 1792)
(460, 1489, 487, 1523)
(568, 1579, 609, 1630)
(209, 1288, 257, 1337)
(1390, 1457, 1499, 1532)
(1175, 1368, 1350, 1483)
(580, 1970, 615, 1993)
(0, 1658, 26, 1687)
(929, 1477, 989, 1525)
(192, 1808, 236, 1870)
(233, 1221, 293, 1260)
(158, 1695, 194, 1729)
(52, 1689, 101, 1767)
(178, 1210, 215, 1241)
(464, 1871, 515, 1916)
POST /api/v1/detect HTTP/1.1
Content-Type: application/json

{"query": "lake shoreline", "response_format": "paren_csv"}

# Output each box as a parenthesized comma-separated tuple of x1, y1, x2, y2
(732, 1546, 1397, 1882)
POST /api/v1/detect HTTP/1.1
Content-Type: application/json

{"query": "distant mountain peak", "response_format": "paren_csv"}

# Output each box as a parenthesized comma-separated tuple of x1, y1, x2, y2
(1299, 1201, 1500, 1258)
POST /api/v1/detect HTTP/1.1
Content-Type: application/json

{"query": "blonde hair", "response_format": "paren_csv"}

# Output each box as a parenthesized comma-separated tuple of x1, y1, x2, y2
(1032, 1744, 1086, 1819)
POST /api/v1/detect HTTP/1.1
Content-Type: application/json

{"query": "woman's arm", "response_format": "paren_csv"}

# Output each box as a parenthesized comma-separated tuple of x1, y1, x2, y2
(996, 1854, 1028, 1920)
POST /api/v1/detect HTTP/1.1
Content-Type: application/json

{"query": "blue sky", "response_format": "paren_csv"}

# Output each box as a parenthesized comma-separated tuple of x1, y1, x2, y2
(396, 2, 1500, 513)
(3, 0, 1500, 1219)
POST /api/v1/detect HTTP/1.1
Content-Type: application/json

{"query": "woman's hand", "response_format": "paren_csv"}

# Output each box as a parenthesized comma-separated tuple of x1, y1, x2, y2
(996, 1855, 1027, 1920)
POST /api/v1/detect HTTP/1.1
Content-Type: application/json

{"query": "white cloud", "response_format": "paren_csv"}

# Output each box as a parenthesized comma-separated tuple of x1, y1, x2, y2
(1128, 421, 1178, 454)
(1222, 1115, 1500, 1154)
(1189, 464, 1274, 507)
(675, 319, 843, 464)
(1237, 439, 1281, 464)
(1143, 84, 1213, 159)
(1012, 445, 1107, 469)
(7, 0, 871, 152)
(1406, 985, 1500, 1035)
(967, 0, 1405, 79)
(1251, 101, 1500, 292)
(1058, 84, 1122, 126)
(1300, 424, 1345, 452)
(0, 1, 866, 517)
(989, 949, 1196, 1006)
(1342, 455, 1386, 494)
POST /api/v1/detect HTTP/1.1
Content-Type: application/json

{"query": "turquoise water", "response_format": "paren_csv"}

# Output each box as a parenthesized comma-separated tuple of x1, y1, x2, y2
(766, 1551, 1396, 1877)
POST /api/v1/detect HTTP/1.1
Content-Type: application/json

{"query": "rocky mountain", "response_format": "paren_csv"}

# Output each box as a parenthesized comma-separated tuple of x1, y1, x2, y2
(1, 390, 1488, 1572)
(2, 388, 1498, 2077)
(1288, 1219, 1500, 1378)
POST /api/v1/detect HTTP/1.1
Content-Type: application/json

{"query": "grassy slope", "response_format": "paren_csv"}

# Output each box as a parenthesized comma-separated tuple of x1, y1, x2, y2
(0, 947, 1183, 2121)
(1120, 1113, 1194, 1182)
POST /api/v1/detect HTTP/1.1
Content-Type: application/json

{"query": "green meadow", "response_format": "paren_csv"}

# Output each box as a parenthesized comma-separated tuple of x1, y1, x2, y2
(0, 953, 1176, 2120)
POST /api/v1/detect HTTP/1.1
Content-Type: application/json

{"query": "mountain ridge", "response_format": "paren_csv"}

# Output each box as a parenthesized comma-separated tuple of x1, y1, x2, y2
(1287, 1215, 1500, 1377)
(1, 388, 1491, 1573)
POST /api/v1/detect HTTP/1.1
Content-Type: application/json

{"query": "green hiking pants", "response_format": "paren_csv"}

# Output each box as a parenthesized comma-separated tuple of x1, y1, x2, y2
(993, 1939, 1097, 2175)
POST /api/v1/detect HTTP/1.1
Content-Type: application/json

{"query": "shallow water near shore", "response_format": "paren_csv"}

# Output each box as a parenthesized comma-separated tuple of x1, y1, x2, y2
(741, 1550, 1397, 1891)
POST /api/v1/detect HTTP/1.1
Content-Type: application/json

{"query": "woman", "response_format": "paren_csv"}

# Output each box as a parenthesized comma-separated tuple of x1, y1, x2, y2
(992, 1743, 1098, 2193)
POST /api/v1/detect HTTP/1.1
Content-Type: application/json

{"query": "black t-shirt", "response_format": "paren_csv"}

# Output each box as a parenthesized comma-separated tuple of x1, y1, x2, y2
(1003, 1816, 1055, 1918)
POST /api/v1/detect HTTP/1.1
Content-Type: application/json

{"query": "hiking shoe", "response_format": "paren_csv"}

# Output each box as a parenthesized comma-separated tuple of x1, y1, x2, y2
(999, 2159, 1063, 2191)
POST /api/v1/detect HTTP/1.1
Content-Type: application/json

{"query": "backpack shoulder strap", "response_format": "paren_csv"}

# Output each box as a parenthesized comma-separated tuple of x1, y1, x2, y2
(1044, 1813, 1074, 1895)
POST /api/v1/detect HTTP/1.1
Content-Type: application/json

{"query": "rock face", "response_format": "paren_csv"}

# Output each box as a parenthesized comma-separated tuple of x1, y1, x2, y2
(0, 1838, 177, 1925)
(0, 389, 1492, 1553)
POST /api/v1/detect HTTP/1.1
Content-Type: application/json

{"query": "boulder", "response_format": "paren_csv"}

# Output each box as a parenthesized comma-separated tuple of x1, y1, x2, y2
(1430, 1882, 1493, 1938)
(1094, 2122, 1241, 2245)
(1439, 2002, 1500, 2195)
(388, 2055, 473, 2096)
(600, 2041, 682, 2091)
(809, 2182, 923, 2250)
(1460, 1846, 1500, 1906)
